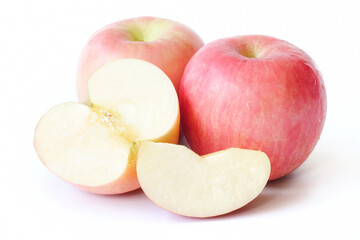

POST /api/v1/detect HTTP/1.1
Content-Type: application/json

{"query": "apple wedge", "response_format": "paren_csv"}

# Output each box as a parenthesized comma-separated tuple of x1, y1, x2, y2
(137, 142, 271, 218)
(34, 59, 180, 194)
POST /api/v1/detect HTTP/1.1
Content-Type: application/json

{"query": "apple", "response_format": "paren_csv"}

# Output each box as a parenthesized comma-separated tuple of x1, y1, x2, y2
(137, 141, 270, 218)
(76, 16, 204, 104)
(179, 35, 327, 180)
(34, 59, 180, 194)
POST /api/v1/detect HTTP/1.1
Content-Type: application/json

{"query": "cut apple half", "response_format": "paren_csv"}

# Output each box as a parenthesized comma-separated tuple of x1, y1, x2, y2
(137, 142, 270, 218)
(34, 59, 180, 194)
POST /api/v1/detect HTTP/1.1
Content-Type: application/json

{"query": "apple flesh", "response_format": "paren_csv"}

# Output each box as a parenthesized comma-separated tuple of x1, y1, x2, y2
(137, 141, 270, 218)
(77, 16, 204, 104)
(179, 35, 327, 180)
(34, 59, 180, 194)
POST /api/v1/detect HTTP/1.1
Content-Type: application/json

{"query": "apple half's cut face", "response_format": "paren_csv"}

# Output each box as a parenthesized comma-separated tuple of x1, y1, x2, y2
(137, 142, 270, 218)
(34, 59, 180, 194)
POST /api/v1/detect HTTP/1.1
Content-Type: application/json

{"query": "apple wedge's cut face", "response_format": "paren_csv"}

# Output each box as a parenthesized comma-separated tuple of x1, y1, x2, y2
(34, 59, 180, 194)
(137, 142, 270, 218)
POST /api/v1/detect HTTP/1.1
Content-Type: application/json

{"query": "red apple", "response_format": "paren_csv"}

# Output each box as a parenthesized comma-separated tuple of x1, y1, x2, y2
(77, 16, 204, 104)
(179, 35, 327, 180)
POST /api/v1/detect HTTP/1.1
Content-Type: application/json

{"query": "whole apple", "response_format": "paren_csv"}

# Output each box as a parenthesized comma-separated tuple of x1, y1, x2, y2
(179, 35, 327, 180)
(77, 16, 204, 104)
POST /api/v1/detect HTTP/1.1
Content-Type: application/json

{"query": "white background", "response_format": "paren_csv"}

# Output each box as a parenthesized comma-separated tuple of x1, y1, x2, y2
(1, 0, 360, 239)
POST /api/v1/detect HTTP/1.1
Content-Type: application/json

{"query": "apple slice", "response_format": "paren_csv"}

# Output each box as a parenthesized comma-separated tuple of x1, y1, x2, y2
(137, 142, 270, 218)
(34, 59, 180, 194)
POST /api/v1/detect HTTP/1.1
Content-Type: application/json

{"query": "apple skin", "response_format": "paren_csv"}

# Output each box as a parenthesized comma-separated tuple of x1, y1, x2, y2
(179, 35, 327, 180)
(76, 16, 204, 104)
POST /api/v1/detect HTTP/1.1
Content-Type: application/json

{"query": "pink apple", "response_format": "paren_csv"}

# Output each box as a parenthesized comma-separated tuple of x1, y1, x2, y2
(179, 35, 327, 180)
(34, 59, 180, 194)
(77, 16, 204, 104)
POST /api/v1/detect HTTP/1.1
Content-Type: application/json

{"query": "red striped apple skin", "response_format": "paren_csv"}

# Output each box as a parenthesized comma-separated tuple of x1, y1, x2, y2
(76, 16, 204, 104)
(179, 35, 327, 180)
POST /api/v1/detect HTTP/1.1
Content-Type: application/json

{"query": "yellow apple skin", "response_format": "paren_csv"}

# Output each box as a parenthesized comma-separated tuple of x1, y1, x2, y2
(76, 16, 204, 104)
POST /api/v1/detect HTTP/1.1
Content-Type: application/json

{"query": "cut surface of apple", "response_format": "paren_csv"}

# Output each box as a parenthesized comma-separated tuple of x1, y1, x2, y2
(137, 142, 271, 218)
(34, 59, 180, 194)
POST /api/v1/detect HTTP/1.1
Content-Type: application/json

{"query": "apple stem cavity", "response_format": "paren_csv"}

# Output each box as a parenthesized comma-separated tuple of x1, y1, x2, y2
(237, 43, 259, 59)
(127, 21, 171, 42)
